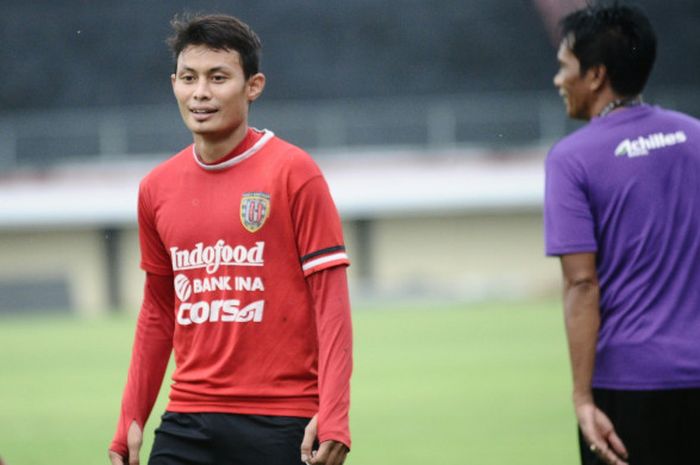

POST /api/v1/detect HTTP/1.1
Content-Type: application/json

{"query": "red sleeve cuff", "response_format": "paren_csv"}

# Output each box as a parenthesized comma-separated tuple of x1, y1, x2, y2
(109, 440, 127, 458)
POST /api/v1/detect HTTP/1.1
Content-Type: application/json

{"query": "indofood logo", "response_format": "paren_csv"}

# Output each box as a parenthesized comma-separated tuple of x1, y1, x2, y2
(170, 240, 265, 274)
(614, 131, 687, 158)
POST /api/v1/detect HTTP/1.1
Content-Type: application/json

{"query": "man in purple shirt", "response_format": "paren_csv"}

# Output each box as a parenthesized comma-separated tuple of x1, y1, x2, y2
(545, 4, 700, 465)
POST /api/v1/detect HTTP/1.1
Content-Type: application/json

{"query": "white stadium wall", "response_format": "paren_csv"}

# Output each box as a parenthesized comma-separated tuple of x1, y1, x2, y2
(360, 212, 559, 302)
(0, 229, 109, 315)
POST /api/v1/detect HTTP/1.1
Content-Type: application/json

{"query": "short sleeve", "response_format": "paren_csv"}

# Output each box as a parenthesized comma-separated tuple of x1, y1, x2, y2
(138, 182, 173, 275)
(544, 150, 598, 256)
(291, 175, 350, 276)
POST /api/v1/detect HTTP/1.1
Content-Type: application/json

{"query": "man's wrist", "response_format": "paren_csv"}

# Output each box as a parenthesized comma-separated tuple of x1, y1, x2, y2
(572, 388, 594, 407)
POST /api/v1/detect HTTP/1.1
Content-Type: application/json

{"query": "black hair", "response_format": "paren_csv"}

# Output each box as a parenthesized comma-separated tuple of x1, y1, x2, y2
(167, 13, 262, 78)
(560, 2, 656, 96)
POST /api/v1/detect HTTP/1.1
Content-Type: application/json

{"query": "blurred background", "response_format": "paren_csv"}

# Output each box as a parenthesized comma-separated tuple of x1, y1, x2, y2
(1, 0, 699, 314)
(0, 1, 698, 464)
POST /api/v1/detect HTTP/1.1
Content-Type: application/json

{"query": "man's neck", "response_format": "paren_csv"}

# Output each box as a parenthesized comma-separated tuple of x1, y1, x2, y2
(596, 95, 642, 118)
(193, 123, 249, 164)
(589, 89, 641, 119)
(587, 87, 616, 119)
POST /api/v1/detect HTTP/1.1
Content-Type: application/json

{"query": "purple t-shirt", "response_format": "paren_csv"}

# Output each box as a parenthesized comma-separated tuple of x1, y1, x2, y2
(545, 104, 700, 390)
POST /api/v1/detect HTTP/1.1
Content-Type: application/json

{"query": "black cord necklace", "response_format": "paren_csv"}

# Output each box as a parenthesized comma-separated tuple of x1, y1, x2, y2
(598, 96, 642, 117)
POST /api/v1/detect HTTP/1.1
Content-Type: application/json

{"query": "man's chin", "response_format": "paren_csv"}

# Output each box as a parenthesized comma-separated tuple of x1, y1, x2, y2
(187, 123, 217, 135)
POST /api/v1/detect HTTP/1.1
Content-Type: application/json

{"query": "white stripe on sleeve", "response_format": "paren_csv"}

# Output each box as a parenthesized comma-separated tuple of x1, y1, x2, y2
(301, 252, 349, 271)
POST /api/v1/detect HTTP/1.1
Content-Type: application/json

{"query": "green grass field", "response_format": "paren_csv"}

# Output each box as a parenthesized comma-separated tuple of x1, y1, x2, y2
(0, 300, 577, 465)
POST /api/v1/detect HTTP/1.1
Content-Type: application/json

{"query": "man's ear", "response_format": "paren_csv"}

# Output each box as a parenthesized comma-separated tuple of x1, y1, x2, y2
(247, 73, 266, 103)
(587, 64, 608, 92)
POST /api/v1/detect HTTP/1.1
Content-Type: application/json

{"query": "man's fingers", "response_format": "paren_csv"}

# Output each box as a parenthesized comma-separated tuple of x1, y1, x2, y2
(309, 441, 348, 465)
(300, 415, 318, 463)
(309, 442, 329, 464)
(587, 436, 628, 465)
(598, 433, 628, 465)
(300, 433, 314, 463)
(577, 405, 628, 465)
(606, 430, 628, 459)
(324, 445, 347, 465)
(601, 446, 628, 465)
(594, 407, 628, 464)
(299, 417, 349, 465)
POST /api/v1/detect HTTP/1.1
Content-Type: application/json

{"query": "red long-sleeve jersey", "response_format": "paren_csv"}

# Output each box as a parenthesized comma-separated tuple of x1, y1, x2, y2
(110, 129, 352, 456)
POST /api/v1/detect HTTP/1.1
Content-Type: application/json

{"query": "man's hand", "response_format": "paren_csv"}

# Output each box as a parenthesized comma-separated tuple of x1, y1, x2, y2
(108, 421, 143, 465)
(301, 415, 349, 465)
(576, 402, 628, 465)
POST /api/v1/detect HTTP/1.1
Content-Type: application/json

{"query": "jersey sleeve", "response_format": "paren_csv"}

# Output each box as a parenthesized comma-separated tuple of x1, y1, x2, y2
(138, 181, 173, 275)
(291, 174, 350, 276)
(110, 273, 174, 456)
(307, 266, 353, 449)
(544, 149, 598, 256)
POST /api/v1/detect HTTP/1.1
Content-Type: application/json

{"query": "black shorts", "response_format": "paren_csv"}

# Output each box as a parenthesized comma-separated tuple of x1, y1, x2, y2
(578, 388, 700, 465)
(148, 412, 313, 465)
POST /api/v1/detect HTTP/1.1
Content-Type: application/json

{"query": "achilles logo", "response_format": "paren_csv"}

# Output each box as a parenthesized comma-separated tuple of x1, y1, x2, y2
(177, 299, 265, 325)
(170, 240, 265, 274)
(614, 131, 687, 158)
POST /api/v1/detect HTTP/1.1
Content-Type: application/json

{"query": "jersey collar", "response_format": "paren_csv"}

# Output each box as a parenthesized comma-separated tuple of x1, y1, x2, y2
(192, 129, 275, 171)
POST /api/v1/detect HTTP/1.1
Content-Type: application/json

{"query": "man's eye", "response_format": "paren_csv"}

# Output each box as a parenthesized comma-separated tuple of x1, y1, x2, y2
(211, 75, 227, 82)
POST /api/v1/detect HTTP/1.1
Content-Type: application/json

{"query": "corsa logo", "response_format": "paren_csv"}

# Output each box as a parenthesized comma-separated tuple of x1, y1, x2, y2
(177, 299, 265, 325)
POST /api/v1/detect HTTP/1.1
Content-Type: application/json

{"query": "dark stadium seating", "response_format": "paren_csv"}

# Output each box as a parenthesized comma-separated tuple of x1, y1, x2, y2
(0, 0, 698, 166)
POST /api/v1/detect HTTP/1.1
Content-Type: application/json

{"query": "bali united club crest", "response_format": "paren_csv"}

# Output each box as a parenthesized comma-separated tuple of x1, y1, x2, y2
(240, 192, 270, 233)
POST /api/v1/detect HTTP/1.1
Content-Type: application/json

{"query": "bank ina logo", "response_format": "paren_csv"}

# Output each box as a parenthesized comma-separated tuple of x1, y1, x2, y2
(240, 192, 270, 233)
(614, 131, 687, 158)
(174, 274, 192, 302)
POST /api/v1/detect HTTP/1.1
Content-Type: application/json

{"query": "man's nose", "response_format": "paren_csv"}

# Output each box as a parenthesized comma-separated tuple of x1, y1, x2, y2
(193, 80, 212, 100)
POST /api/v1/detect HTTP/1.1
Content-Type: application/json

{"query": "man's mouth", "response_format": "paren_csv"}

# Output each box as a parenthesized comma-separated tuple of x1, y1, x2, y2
(190, 108, 217, 121)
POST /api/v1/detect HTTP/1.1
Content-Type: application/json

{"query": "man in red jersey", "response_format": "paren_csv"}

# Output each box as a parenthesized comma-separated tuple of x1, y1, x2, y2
(108, 14, 352, 465)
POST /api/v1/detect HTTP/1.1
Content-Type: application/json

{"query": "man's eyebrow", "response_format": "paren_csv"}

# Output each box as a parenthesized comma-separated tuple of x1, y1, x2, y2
(177, 65, 231, 74)
(206, 66, 231, 73)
